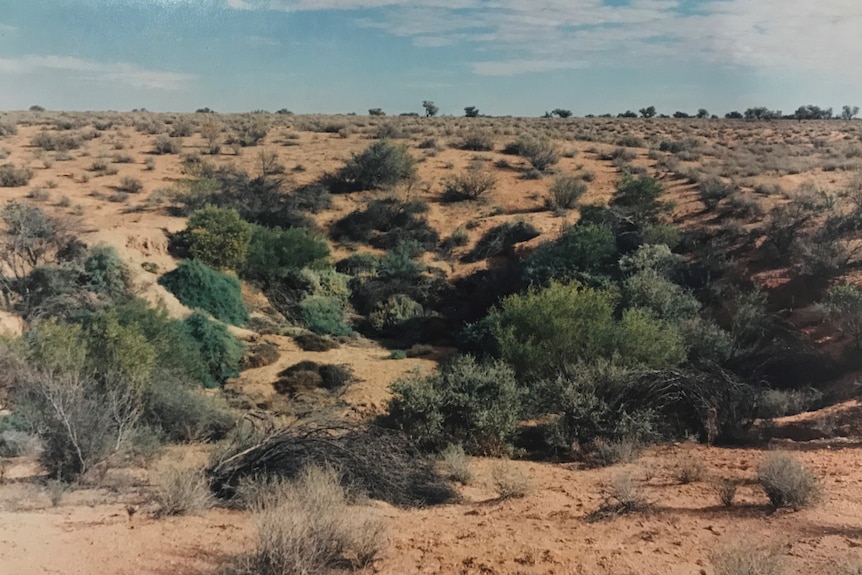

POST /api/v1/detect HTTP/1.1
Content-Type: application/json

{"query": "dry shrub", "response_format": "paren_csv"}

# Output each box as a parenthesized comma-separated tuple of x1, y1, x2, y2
(231, 465, 387, 575)
(586, 472, 651, 522)
(293, 332, 339, 352)
(440, 444, 472, 485)
(675, 458, 707, 484)
(757, 453, 819, 510)
(152, 465, 213, 517)
(585, 438, 640, 468)
(711, 541, 784, 575)
(715, 478, 739, 507)
(241, 342, 281, 370)
(491, 462, 532, 499)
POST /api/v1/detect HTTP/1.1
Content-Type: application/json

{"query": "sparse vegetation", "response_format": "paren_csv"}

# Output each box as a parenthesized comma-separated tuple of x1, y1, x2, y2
(757, 453, 819, 510)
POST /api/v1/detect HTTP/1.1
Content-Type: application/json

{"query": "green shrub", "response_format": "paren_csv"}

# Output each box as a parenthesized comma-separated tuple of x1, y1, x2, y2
(299, 296, 352, 337)
(182, 206, 253, 271)
(377, 241, 424, 279)
(159, 260, 248, 326)
(548, 174, 587, 210)
(143, 371, 233, 441)
(462, 220, 539, 263)
(83, 245, 132, 302)
(523, 223, 617, 285)
(617, 308, 686, 367)
(369, 294, 424, 334)
(618, 243, 684, 277)
(327, 140, 416, 193)
(183, 312, 245, 386)
(332, 198, 439, 250)
(621, 271, 700, 323)
(335, 253, 379, 276)
(757, 453, 819, 510)
(824, 284, 862, 349)
(242, 225, 330, 285)
(388, 355, 521, 455)
(611, 175, 669, 224)
(0, 164, 33, 187)
(84, 309, 157, 387)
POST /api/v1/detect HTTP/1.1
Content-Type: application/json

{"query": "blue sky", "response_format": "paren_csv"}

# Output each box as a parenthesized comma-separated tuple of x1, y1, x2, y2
(0, 0, 860, 116)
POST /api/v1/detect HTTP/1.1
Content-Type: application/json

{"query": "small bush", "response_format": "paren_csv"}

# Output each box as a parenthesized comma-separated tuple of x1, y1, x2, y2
(369, 294, 424, 335)
(335, 253, 379, 276)
(519, 137, 560, 171)
(523, 222, 617, 285)
(327, 140, 416, 193)
(716, 478, 738, 507)
(142, 372, 234, 440)
(587, 472, 650, 521)
(181, 206, 253, 271)
(117, 176, 143, 194)
(152, 135, 182, 154)
(31, 131, 81, 152)
(711, 541, 784, 575)
(232, 465, 387, 575)
(152, 465, 214, 517)
(242, 225, 329, 285)
(459, 130, 494, 151)
(183, 312, 246, 386)
(757, 453, 819, 510)
(676, 458, 707, 484)
(332, 198, 439, 250)
(387, 355, 521, 455)
(491, 462, 532, 499)
(299, 296, 351, 337)
(442, 165, 496, 201)
(242, 342, 281, 369)
(159, 260, 248, 326)
(439, 444, 472, 484)
(293, 333, 339, 352)
(548, 174, 587, 210)
(699, 177, 734, 210)
(0, 164, 33, 187)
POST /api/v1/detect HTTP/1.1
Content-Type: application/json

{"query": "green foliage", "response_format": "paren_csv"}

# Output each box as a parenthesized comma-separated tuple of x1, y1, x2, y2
(335, 253, 379, 276)
(618, 243, 684, 278)
(143, 372, 233, 441)
(242, 225, 330, 285)
(824, 284, 862, 349)
(332, 198, 439, 250)
(328, 140, 416, 193)
(182, 206, 253, 271)
(299, 296, 352, 337)
(83, 245, 132, 302)
(159, 260, 248, 326)
(388, 355, 521, 455)
(182, 312, 245, 387)
(377, 241, 425, 280)
(523, 223, 617, 285)
(621, 271, 700, 323)
(84, 309, 157, 387)
(489, 281, 685, 378)
(610, 175, 669, 225)
(369, 294, 424, 334)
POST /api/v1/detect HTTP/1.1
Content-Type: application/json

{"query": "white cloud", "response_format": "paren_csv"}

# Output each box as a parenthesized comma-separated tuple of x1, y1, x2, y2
(0, 22, 16, 33)
(0, 55, 194, 90)
(227, 0, 862, 78)
(471, 59, 587, 76)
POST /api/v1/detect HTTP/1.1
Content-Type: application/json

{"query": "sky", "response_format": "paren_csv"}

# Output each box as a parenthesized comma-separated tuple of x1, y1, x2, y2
(0, 0, 860, 116)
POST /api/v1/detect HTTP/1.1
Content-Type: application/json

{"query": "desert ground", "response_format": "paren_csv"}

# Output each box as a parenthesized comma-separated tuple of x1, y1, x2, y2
(1, 110, 862, 574)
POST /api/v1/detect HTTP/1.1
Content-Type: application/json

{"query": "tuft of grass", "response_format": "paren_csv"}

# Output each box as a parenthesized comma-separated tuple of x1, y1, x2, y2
(440, 444, 472, 485)
(117, 176, 144, 193)
(716, 478, 738, 507)
(491, 462, 532, 500)
(151, 465, 214, 517)
(676, 458, 707, 484)
(230, 465, 387, 575)
(757, 453, 819, 510)
(711, 541, 784, 575)
(548, 174, 587, 210)
(586, 472, 651, 522)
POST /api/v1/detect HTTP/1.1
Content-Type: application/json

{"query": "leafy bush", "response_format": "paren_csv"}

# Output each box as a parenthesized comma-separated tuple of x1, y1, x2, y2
(299, 296, 352, 337)
(332, 198, 439, 250)
(462, 220, 539, 263)
(489, 281, 684, 378)
(326, 140, 416, 193)
(83, 245, 133, 302)
(523, 223, 617, 285)
(159, 260, 248, 326)
(757, 453, 819, 510)
(183, 312, 245, 386)
(377, 241, 424, 280)
(181, 206, 253, 271)
(610, 175, 669, 225)
(823, 284, 862, 349)
(622, 271, 700, 323)
(548, 174, 587, 210)
(387, 355, 521, 455)
(0, 163, 32, 188)
(242, 225, 329, 286)
(369, 294, 424, 335)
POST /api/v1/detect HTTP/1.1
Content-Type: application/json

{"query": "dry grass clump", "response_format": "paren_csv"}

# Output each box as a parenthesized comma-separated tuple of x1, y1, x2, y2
(151, 465, 214, 517)
(757, 453, 820, 510)
(675, 458, 707, 484)
(491, 462, 532, 500)
(229, 465, 387, 575)
(441, 164, 496, 201)
(0, 163, 33, 187)
(440, 444, 472, 485)
(548, 174, 587, 210)
(586, 472, 651, 522)
(715, 478, 739, 507)
(711, 541, 784, 575)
